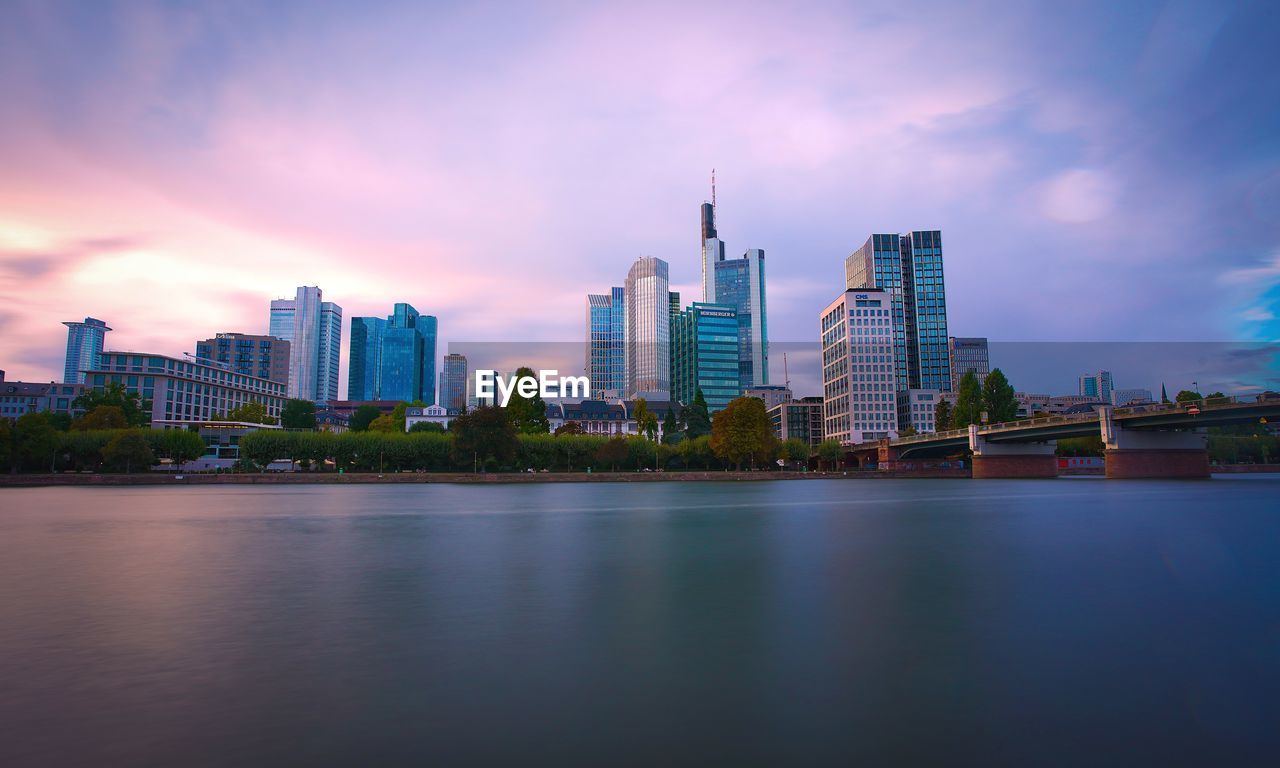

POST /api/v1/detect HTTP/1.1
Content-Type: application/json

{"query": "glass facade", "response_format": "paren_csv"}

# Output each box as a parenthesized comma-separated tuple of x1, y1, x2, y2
(62, 317, 111, 384)
(379, 303, 435, 404)
(671, 302, 741, 412)
(701, 202, 769, 389)
(269, 287, 342, 402)
(440, 354, 467, 410)
(624, 256, 672, 397)
(347, 317, 387, 401)
(821, 289, 899, 444)
(195, 334, 290, 386)
(586, 288, 626, 398)
(948, 337, 990, 390)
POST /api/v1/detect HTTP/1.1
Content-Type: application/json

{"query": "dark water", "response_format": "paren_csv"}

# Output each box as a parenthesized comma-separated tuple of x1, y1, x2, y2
(2, 478, 1280, 766)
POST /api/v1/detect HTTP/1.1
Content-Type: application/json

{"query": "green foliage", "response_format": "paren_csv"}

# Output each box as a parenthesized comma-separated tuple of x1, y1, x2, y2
(952, 370, 983, 429)
(72, 383, 150, 427)
(554, 421, 583, 436)
(1057, 435, 1104, 456)
(220, 401, 277, 425)
(632, 398, 658, 441)
(934, 399, 954, 431)
(982, 368, 1018, 424)
(0, 417, 11, 471)
(349, 405, 383, 432)
(368, 414, 400, 432)
(162, 430, 207, 465)
(778, 438, 811, 467)
(73, 405, 128, 431)
(280, 399, 317, 430)
(451, 406, 518, 469)
(44, 411, 72, 431)
(684, 389, 712, 439)
(408, 421, 445, 433)
(661, 409, 682, 444)
(505, 368, 551, 434)
(14, 412, 59, 472)
(710, 396, 777, 470)
(595, 437, 629, 471)
(1175, 390, 1203, 404)
(816, 439, 843, 470)
(1208, 434, 1279, 465)
(101, 430, 156, 473)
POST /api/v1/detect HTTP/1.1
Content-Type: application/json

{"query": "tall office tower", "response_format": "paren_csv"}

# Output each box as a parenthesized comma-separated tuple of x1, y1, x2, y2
(820, 288, 899, 445)
(269, 286, 342, 402)
(699, 198, 769, 388)
(1078, 370, 1114, 401)
(347, 316, 388, 400)
(624, 256, 672, 398)
(671, 302, 742, 413)
(62, 317, 111, 383)
(440, 354, 468, 410)
(195, 333, 291, 385)
(586, 287, 626, 398)
(948, 337, 990, 389)
(379, 303, 438, 403)
(845, 230, 950, 393)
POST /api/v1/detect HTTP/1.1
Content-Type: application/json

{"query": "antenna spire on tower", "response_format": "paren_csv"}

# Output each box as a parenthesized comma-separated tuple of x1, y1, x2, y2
(711, 168, 716, 209)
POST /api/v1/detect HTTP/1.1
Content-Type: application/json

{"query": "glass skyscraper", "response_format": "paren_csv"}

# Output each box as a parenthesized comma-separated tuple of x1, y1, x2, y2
(269, 286, 342, 402)
(671, 302, 741, 413)
(948, 336, 990, 389)
(440, 353, 467, 410)
(700, 201, 769, 389)
(845, 231, 950, 393)
(586, 287, 626, 398)
(347, 316, 387, 401)
(624, 256, 674, 398)
(378, 303, 437, 404)
(62, 317, 111, 384)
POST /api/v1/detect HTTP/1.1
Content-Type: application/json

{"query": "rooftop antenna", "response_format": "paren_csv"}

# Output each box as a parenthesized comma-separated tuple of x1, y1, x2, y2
(783, 352, 790, 390)
(711, 168, 716, 210)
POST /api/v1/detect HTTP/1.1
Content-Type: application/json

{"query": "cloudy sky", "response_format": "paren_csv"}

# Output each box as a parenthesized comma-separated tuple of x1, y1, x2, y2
(1, 0, 1277, 396)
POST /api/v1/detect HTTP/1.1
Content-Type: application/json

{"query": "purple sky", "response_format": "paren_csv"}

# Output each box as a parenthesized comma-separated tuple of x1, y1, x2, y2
(1, 0, 1278, 397)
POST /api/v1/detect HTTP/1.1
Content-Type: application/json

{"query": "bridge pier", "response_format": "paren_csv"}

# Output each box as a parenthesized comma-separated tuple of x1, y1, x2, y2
(969, 426, 1057, 479)
(1099, 407, 1208, 479)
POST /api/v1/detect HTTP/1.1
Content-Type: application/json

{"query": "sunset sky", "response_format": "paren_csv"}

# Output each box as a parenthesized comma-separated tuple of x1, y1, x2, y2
(1, 0, 1277, 396)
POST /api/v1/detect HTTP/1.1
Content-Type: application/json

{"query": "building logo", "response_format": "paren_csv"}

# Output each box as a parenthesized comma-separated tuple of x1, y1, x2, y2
(474, 370, 590, 407)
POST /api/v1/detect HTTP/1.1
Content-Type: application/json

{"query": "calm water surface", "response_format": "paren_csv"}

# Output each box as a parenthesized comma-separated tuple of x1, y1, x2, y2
(2, 478, 1280, 766)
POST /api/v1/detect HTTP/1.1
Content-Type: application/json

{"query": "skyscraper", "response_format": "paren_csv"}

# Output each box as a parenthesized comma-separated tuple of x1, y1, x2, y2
(1079, 370, 1114, 401)
(379, 303, 437, 404)
(195, 333, 290, 385)
(269, 286, 342, 402)
(347, 316, 387, 401)
(699, 197, 769, 388)
(821, 288, 899, 444)
(624, 256, 674, 398)
(586, 287, 626, 398)
(845, 231, 950, 393)
(671, 302, 741, 413)
(441, 354, 468, 410)
(62, 317, 110, 384)
(948, 336, 990, 389)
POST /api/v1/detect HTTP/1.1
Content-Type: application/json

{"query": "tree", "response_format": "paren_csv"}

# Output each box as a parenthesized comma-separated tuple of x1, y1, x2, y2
(951, 370, 983, 428)
(451, 406, 517, 470)
(778, 438, 811, 469)
(280, 399, 317, 429)
(1175, 390, 1203, 404)
(661, 409, 682, 445)
(816, 440, 843, 471)
(102, 430, 155, 473)
(44, 411, 72, 431)
(898, 425, 918, 437)
(982, 368, 1018, 424)
(0, 417, 12, 472)
(595, 437, 629, 471)
(632, 398, 658, 441)
(684, 388, 712, 439)
(368, 414, 400, 433)
(163, 429, 206, 466)
(221, 401, 276, 425)
(72, 382, 149, 427)
(709, 396, 777, 470)
(934, 399, 954, 432)
(505, 367, 551, 434)
(73, 405, 128, 431)
(13, 412, 59, 472)
(348, 405, 382, 432)
(408, 421, 444, 433)
(555, 421, 583, 436)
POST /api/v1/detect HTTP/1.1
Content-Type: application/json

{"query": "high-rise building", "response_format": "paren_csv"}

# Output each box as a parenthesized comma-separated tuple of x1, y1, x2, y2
(195, 333, 290, 385)
(948, 337, 990, 389)
(440, 354, 468, 410)
(585, 287, 626, 398)
(269, 286, 342, 402)
(671, 302, 741, 413)
(347, 316, 387, 401)
(821, 288, 899, 445)
(62, 317, 111, 384)
(845, 231, 950, 392)
(625, 256, 675, 398)
(1078, 370, 1114, 401)
(378, 303, 437, 404)
(700, 200, 769, 388)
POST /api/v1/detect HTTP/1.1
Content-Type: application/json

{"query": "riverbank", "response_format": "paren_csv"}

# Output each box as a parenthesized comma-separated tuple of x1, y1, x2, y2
(0, 468, 972, 486)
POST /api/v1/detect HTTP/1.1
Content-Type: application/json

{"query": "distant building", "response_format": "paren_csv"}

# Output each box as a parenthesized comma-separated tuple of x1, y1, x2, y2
(1016, 392, 1103, 418)
(767, 397, 824, 447)
(700, 200, 768, 388)
(440, 354, 468, 410)
(821, 288, 899, 445)
(63, 317, 111, 384)
(1111, 387, 1154, 406)
(671, 302, 741, 413)
(404, 404, 462, 431)
(153, 420, 283, 471)
(83, 352, 286, 426)
(948, 337, 989, 389)
(586, 288, 626, 398)
(1078, 371, 1114, 401)
(744, 385, 792, 411)
(195, 333, 290, 386)
(380, 303, 437, 404)
(625, 256, 675, 398)
(845, 231, 950, 392)
(269, 286, 341, 402)
(1, 381, 88, 420)
(545, 399, 678, 441)
(347, 316, 387, 401)
(900, 388, 948, 434)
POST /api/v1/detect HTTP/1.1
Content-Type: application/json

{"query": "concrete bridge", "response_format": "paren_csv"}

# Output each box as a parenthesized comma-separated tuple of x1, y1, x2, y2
(858, 396, 1280, 479)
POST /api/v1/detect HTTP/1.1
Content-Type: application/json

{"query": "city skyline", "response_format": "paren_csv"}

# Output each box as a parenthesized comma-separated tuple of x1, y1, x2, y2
(2, 1, 1277, 395)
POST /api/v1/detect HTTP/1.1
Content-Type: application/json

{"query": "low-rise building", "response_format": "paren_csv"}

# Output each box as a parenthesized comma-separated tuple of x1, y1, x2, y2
(1111, 388, 1154, 406)
(154, 419, 283, 470)
(900, 388, 949, 433)
(83, 352, 286, 426)
(767, 397, 824, 447)
(0, 377, 89, 420)
(745, 385, 793, 411)
(404, 404, 462, 431)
